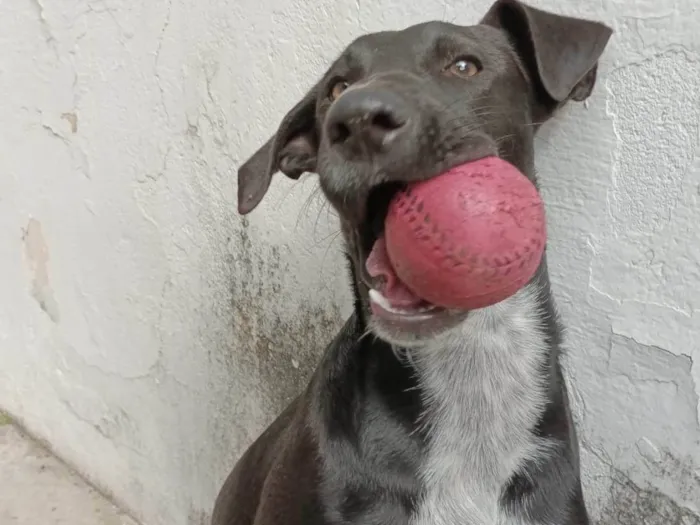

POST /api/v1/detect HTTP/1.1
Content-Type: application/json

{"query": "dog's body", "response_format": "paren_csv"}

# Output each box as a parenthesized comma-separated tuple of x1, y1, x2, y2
(213, 2, 612, 524)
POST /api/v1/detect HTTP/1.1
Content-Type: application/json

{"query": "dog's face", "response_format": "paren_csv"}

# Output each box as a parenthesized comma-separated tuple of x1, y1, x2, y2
(237, 0, 612, 346)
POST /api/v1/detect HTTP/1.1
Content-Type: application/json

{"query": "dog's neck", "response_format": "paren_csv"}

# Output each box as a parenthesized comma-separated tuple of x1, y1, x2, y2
(395, 278, 558, 523)
(410, 281, 551, 489)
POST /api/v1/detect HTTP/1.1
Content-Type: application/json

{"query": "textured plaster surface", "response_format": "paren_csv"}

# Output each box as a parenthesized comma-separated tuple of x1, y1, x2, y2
(0, 0, 698, 523)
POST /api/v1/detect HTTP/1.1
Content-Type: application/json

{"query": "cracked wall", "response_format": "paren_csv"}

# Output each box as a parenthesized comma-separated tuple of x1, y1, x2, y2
(0, 0, 698, 523)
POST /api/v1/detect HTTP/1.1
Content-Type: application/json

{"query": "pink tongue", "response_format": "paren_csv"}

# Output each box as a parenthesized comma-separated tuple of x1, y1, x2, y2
(366, 235, 424, 308)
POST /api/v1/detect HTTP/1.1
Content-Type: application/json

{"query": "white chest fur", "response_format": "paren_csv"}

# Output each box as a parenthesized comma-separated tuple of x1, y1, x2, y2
(409, 285, 551, 525)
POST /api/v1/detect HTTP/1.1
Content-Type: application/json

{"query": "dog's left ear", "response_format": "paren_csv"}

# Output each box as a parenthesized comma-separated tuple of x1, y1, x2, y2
(481, 0, 612, 109)
(237, 86, 319, 215)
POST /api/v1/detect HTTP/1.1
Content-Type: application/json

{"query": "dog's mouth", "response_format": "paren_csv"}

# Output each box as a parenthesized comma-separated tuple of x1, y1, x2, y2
(358, 183, 464, 337)
(366, 234, 442, 319)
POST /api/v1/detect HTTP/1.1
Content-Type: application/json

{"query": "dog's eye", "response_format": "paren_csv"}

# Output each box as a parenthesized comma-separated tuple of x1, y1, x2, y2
(447, 57, 481, 78)
(329, 80, 349, 101)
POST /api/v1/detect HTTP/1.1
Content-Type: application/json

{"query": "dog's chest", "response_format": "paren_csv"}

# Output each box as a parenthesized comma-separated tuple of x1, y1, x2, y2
(410, 288, 548, 525)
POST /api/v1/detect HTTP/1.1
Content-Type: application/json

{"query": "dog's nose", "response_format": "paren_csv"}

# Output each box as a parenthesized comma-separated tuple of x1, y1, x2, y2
(326, 89, 410, 155)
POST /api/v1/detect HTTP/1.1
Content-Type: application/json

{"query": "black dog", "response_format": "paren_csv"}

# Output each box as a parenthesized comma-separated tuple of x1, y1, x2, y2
(213, 1, 612, 523)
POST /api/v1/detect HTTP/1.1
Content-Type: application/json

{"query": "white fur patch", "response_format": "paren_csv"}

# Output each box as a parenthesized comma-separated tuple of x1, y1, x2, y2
(404, 284, 552, 525)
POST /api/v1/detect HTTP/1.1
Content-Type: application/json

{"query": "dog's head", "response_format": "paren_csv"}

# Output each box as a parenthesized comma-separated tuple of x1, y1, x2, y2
(236, 0, 612, 346)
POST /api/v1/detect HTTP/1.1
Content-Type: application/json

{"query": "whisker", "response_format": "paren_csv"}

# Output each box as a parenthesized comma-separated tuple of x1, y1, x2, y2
(359, 327, 379, 344)
(320, 230, 344, 270)
(439, 93, 493, 114)
(315, 197, 337, 237)
(295, 183, 324, 232)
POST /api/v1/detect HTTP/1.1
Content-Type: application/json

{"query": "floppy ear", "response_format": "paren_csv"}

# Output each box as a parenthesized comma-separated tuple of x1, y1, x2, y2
(237, 86, 320, 214)
(481, 0, 612, 112)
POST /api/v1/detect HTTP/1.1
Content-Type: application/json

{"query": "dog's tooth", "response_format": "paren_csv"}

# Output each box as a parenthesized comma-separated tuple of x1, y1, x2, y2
(369, 289, 393, 311)
(370, 289, 405, 314)
(370, 289, 438, 316)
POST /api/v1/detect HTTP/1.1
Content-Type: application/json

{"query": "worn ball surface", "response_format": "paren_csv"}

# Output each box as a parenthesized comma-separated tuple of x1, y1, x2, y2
(384, 156, 546, 310)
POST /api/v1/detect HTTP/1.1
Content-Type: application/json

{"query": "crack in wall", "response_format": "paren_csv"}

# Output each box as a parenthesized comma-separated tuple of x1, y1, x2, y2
(154, 0, 174, 123)
(28, 0, 58, 56)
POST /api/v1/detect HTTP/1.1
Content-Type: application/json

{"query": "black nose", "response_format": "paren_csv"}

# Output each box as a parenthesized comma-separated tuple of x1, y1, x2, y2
(326, 89, 410, 155)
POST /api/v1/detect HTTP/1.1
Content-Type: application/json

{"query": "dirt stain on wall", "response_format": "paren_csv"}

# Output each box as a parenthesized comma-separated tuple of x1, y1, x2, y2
(61, 112, 78, 134)
(599, 474, 700, 524)
(226, 218, 343, 414)
(23, 218, 60, 322)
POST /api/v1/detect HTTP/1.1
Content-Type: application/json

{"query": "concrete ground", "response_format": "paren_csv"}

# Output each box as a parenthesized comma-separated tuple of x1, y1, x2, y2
(0, 413, 137, 525)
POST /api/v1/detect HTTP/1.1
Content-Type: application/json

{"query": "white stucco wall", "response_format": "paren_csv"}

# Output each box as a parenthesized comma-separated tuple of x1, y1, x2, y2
(1, 0, 698, 523)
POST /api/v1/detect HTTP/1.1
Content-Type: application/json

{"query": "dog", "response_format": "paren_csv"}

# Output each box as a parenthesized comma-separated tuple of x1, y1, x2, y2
(212, 1, 612, 523)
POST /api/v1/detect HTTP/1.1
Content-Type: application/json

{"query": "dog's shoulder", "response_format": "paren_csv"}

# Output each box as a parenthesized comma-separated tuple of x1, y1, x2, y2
(211, 394, 325, 525)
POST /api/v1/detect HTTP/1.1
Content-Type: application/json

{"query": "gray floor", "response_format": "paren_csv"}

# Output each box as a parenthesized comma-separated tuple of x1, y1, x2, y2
(0, 414, 137, 525)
